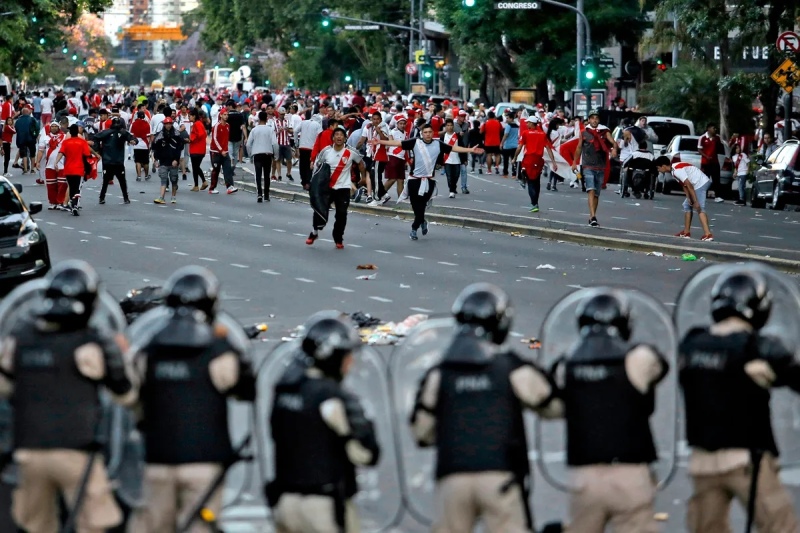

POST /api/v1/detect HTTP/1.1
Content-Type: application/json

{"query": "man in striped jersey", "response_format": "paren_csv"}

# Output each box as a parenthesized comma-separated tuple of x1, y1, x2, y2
(273, 107, 294, 182)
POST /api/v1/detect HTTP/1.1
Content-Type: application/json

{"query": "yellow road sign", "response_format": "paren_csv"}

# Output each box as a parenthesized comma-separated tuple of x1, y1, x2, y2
(414, 49, 427, 64)
(771, 58, 799, 93)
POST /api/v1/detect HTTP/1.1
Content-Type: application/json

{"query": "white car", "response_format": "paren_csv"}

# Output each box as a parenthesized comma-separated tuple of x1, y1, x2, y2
(659, 135, 733, 194)
(493, 102, 537, 118)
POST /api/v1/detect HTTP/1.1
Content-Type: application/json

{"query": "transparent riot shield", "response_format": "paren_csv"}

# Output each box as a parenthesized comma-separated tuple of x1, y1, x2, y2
(388, 317, 541, 527)
(256, 340, 402, 532)
(674, 262, 800, 472)
(536, 286, 679, 492)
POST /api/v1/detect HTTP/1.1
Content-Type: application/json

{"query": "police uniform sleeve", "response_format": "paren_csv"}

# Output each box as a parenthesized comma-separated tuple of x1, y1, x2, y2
(208, 338, 257, 402)
(625, 344, 669, 393)
(0, 337, 15, 398)
(341, 391, 381, 466)
(757, 335, 800, 393)
(506, 351, 556, 410)
(540, 358, 566, 419)
(97, 332, 136, 405)
(409, 368, 440, 446)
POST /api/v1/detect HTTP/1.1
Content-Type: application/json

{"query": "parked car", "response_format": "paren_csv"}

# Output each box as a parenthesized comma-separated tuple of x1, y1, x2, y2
(659, 135, 732, 195)
(406, 93, 462, 108)
(750, 139, 800, 210)
(493, 102, 537, 118)
(0, 178, 50, 294)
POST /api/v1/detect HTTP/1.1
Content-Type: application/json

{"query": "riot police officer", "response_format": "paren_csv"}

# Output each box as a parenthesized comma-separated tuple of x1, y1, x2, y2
(549, 291, 668, 533)
(679, 267, 800, 532)
(410, 283, 555, 533)
(268, 311, 380, 533)
(127, 266, 256, 533)
(0, 260, 134, 533)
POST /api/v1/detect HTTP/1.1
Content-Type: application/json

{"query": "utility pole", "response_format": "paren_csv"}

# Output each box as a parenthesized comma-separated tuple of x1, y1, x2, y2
(577, 0, 584, 91)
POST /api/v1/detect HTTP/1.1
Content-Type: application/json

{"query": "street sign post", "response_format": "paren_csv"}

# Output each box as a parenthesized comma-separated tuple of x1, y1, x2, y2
(776, 31, 800, 53)
(571, 89, 606, 118)
(343, 25, 380, 30)
(405, 63, 418, 75)
(771, 58, 800, 93)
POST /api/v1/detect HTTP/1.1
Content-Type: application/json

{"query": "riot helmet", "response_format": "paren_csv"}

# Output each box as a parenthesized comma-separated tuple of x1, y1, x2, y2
(163, 265, 219, 322)
(451, 282, 513, 344)
(577, 291, 631, 340)
(301, 311, 361, 381)
(38, 260, 100, 328)
(710, 268, 771, 329)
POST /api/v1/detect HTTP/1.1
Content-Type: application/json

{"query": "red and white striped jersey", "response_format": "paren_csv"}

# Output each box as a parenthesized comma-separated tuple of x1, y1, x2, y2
(274, 118, 291, 146)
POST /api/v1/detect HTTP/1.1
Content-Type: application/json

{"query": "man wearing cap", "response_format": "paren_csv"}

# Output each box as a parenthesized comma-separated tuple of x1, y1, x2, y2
(94, 116, 137, 205)
(514, 116, 558, 213)
(571, 110, 617, 227)
(151, 116, 188, 204)
(273, 107, 294, 182)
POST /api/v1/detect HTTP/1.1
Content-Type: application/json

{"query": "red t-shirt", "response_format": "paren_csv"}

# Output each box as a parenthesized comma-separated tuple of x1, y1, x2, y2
(1, 125, 15, 143)
(59, 137, 91, 176)
(481, 119, 503, 147)
(698, 133, 719, 165)
(521, 129, 551, 157)
(430, 115, 444, 137)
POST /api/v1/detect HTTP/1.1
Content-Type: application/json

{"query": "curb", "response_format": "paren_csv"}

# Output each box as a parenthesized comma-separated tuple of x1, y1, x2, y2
(234, 176, 800, 274)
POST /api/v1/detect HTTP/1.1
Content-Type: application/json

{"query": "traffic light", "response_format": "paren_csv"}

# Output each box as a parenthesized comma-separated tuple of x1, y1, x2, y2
(321, 8, 331, 27)
(62, 43, 68, 54)
(82, 57, 88, 66)
(38, 29, 46, 45)
(244, 51, 251, 59)
(344, 74, 352, 82)
(182, 67, 190, 75)
(31, 16, 37, 23)
(582, 57, 596, 82)
(656, 58, 666, 71)
(265, 80, 270, 86)
(463, 0, 476, 6)
(228, 56, 235, 63)
(197, 60, 203, 68)
(171, 64, 177, 70)
(71, 53, 77, 61)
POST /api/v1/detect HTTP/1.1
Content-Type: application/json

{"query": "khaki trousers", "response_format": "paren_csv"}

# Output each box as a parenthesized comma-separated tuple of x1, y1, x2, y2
(127, 463, 223, 533)
(687, 455, 800, 533)
(12, 448, 121, 533)
(274, 494, 360, 533)
(566, 464, 659, 533)
(433, 471, 530, 533)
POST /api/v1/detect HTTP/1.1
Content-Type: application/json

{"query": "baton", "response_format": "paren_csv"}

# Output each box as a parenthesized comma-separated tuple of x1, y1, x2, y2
(60, 447, 99, 533)
(744, 449, 764, 533)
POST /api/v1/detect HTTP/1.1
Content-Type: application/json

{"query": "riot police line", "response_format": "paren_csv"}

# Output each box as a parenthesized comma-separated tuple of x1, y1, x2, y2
(0, 260, 799, 532)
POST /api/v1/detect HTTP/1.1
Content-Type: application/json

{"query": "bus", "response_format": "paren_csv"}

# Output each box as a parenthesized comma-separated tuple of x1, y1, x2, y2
(63, 76, 90, 93)
(204, 68, 233, 90)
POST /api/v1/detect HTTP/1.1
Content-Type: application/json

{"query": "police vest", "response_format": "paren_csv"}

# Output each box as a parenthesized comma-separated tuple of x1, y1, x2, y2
(141, 329, 234, 464)
(270, 374, 350, 494)
(12, 323, 103, 450)
(434, 337, 528, 479)
(679, 329, 779, 456)
(563, 334, 659, 466)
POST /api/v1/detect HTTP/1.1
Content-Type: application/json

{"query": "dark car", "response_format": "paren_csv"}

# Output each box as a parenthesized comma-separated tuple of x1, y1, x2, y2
(751, 139, 800, 210)
(0, 178, 50, 294)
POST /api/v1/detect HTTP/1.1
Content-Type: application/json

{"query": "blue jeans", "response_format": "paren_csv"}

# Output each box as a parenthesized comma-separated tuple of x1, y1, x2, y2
(737, 174, 747, 201)
(460, 164, 468, 189)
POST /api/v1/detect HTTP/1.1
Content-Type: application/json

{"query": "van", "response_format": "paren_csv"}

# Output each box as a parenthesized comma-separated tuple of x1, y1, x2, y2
(643, 116, 695, 152)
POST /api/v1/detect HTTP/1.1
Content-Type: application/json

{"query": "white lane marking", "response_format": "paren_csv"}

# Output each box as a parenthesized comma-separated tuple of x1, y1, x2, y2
(78, 230, 91, 235)
(121, 241, 136, 245)
(320, 238, 334, 242)
(294, 233, 306, 237)
(473, 199, 486, 203)
(44, 221, 57, 225)
(645, 220, 661, 224)
(62, 226, 74, 230)
(376, 250, 392, 254)
(348, 244, 363, 248)
(332, 287, 354, 293)
(261, 269, 281, 275)
(438, 261, 458, 266)
(405, 255, 423, 260)
(228, 220, 241, 224)
(760, 235, 783, 240)
(567, 284, 583, 289)
(521, 277, 545, 282)
(548, 209, 567, 213)
(209, 216, 220, 220)
(273, 229, 287, 233)
(250, 223, 264, 228)
(477, 268, 498, 273)
(369, 296, 393, 303)
(295, 277, 315, 283)
(173, 251, 189, 256)
(192, 212, 203, 216)
(715, 213, 733, 217)
(721, 230, 741, 235)
(145, 246, 163, 250)
(410, 307, 433, 313)
(611, 217, 628, 220)
(664, 302, 677, 307)
(174, 208, 185, 212)
(494, 202, 508, 206)
(230, 263, 249, 268)
(98, 235, 112, 240)
(199, 257, 218, 262)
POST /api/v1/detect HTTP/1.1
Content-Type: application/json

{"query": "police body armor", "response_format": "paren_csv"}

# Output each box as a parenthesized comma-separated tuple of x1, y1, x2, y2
(432, 333, 529, 480)
(561, 333, 660, 466)
(139, 316, 234, 465)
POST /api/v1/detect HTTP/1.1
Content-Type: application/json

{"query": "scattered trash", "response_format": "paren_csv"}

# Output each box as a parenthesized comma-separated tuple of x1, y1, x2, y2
(510, 232, 525, 237)
(654, 513, 669, 522)
(350, 311, 381, 327)
(357, 264, 378, 270)
(611, 267, 632, 270)
(521, 338, 542, 349)
(536, 264, 556, 270)
(269, 314, 276, 318)
(647, 251, 664, 257)
(681, 253, 697, 261)
(356, 273, 378, 280)
(400, 284, 411, 289)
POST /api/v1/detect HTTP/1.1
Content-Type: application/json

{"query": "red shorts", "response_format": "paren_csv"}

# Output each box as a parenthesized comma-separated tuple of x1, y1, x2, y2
(385, 157, 406, 181)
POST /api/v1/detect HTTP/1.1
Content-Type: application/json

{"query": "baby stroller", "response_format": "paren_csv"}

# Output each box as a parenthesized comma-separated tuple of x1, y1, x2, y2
(621, 156, 657, 200)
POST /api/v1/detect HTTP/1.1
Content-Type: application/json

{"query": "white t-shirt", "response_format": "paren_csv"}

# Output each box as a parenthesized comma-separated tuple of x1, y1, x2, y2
(210, 103, 222, 126)
(733, 153, 750, 176)
(150, 114, 165, 136)
(389, 128, 406, 159)
(442, 132, 461, 164)
(671, 162, 710, 189)
(40, 97, 53, 114)
(317, 145, 362, 189)
(37, 132, 65, 170)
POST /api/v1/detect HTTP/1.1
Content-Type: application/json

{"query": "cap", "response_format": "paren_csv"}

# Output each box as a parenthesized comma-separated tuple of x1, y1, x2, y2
(588, 109, 601, 117)
(50, 121, 60, 127)
(526, 116, 539, 123)
(25, 104, 34, 110)
(68, 107, 78, 115)
(394, 114, 407, 122)
(278, 107, 286, 113)
(162, 117, 174, 124)
(405, 105, 413, 110)
(443, 99, 451, 105)
(458, 110, 468, 116)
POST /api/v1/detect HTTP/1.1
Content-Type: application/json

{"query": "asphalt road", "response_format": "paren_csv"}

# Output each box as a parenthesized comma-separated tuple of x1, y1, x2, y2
(5, 158, 800, 532)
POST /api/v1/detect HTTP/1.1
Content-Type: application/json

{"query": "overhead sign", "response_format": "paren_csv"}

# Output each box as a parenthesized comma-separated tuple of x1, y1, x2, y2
(405, 63, 418, 75)
(771, 58, 800, 93)
(414, 50, 427, 64)
(777, 31, 800, 53)
(571, 90, 606, 119)
(343, 25, 380, 30)
(494, 1, 540, 8)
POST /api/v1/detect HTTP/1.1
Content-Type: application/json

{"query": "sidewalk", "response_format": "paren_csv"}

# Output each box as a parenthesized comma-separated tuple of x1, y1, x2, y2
(235, 166, 800, 273)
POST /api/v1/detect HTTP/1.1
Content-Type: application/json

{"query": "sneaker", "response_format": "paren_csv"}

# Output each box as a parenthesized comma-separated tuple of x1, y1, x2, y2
(72, 207, 80, 216)
(99, 198, 105, 204)
(701, 234, 714, 242)
(227, 186, 238, 194)
(306, 232, 318, 245)
(410, 229, 418, 240)
(546, 183, 551, 190)
(200, 182, 209, 190)
(353, 187, 364, 203)
(530, 205, 539, 213)
(48, 204, 58, 210)
(365, 195, 374, 204)
(552, 186, 558, 192)
(462, 188, 470, 194)
(486, 169, 492, 175)
(35, 178, 44, 185)
(734, 200, 746, 206)
(12, 163, 20, 169)
(495, 167, 500, 174)
(145, 175, 151, 181)
(421, 220, 429, 236)
(209, 189, 220, 195)
(335, 242, 344, 249)
(123, 198, 130, 204)
(589, 217, 599, 227)
(170, 198, 176, 204)
(271, 175, 278, 182)
(154, 197, 165, 204)
(449, 192, 456, 198)
(674, 230, 691, 238)
(257, 196, 263, 203)
(190, 186, 199, 192)
(182, 173, 187, 181)
(380, 194, 391, 205)
(264, 196, 270, 202)
(136, 177, 142, 182)
(478, 169, 483, 175)
(714, 197, 724, 203)
(287, 175, 294, 182)
(367, 199, 381, 207)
